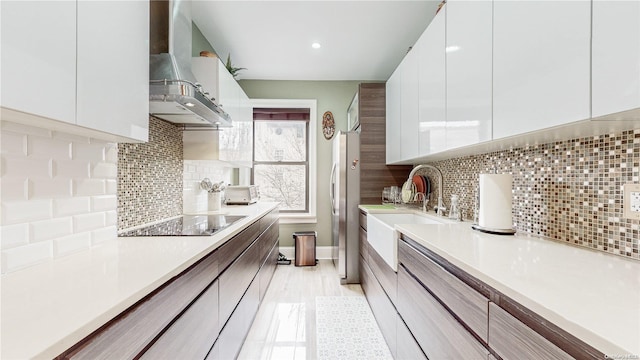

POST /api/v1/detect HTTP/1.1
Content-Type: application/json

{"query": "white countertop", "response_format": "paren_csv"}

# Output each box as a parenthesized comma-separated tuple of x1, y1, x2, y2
(0, 202, 279, 360)
(378, 214, 640, 355)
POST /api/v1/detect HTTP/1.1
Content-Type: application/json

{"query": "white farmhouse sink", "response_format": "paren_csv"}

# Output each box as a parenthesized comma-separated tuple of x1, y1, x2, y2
(366, 213, 447, 271)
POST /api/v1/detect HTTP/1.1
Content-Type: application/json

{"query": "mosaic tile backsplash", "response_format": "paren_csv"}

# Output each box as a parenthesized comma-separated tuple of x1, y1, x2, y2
(118, 117, 183, 230)
(415, 129, 640, 260)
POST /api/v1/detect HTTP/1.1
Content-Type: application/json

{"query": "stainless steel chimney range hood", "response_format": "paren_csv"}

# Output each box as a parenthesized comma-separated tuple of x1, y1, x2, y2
(149, 0, 231, 128)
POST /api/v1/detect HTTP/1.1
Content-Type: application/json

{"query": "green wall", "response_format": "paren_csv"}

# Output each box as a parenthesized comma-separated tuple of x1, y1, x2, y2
(239, 80, 360, 247)
(192, 23, 217, 57)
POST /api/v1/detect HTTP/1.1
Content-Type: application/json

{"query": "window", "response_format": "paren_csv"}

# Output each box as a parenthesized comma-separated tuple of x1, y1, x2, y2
(251, 100, 317, 222)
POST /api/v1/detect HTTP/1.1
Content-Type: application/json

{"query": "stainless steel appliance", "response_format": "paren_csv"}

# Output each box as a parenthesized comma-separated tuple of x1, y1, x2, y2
(148, 0, 231, 128)
(119, 215, 246, 237)
(225, 185, 259, 205)
(330, 131, 360, 284)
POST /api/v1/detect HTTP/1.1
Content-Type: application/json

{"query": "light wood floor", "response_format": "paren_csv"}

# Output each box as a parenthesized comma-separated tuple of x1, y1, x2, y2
(238, 260, 367, 359)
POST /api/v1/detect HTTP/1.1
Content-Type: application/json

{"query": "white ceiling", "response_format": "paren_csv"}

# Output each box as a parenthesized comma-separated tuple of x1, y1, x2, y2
(192, 1, 439, 81)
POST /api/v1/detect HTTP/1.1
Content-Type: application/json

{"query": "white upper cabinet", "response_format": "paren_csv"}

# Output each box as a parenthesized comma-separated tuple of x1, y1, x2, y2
(492, 0, 591, 139)
(192, 57, 253, 167)
(1, 1, 77, 124)
(592, 0, 640, 118)
(400, 48, 420, 160)
(77, 0, 149, 142)
(386, 67, 402, 164)
(445, 0, 492, 149)
(418, 6, 446, 156)
(1, 0, 149, 142)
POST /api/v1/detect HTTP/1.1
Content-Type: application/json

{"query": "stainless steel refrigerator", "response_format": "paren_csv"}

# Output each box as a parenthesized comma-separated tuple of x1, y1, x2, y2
(330, 131, 360, 284)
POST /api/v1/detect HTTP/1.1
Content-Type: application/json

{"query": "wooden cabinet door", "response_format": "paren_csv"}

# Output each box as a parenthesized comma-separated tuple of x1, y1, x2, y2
(445, 0, 492, 149)
(489, 303, 573, 360)
(397, 265, 489, 360)
(360, 259, 397, 358)
(219, 238, 260, 326)
(592, 0, 640, 118)
(493, 0, 590, 139)
(417, 6, 446, 156)
(1, 1, 76, 124)
(76, 0, 149, 142)
(140, 280, 219, 359)
(385, 67, 402, 164)
(215, 277, 260, 360)
(396, 315, 427, 360)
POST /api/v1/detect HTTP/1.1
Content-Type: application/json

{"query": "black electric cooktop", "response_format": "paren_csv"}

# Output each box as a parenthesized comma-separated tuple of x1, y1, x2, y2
(119, 215, 247, 237)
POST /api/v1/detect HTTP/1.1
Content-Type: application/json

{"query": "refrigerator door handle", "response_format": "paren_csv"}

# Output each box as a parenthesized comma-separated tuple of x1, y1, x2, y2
(330, 162, 337, 215)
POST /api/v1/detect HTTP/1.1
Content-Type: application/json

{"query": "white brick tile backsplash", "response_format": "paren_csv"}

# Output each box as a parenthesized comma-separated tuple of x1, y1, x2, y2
(105, 210, 117, 226)
(2, 156, 52, 178)
(105, 143, 118, 163)
(53, 232, 91, 256)
(1, 200, 52, 225)
(1, 224, 29, 250)
(29, 178, 73, 198)
(54, 159, 90, 178)
(30, 217, 73, 242)
(74, 179, 106, 196)
(91, 162, 117, 178)
(1, 178, 28, 201)
(27, 135, 72, 159)
(53, 197, 91, 217)
(72, 142, 105, 162)
(73, 213, 105, 233)
(92, 226, 116, 244)
(92, 195, 117, 212)
(1, 122, 118, 273)
(2, 241, 53, 273)
(1, 131, 27, 156)
(105, 179, 117, 195)
(1, 121, 52, 138)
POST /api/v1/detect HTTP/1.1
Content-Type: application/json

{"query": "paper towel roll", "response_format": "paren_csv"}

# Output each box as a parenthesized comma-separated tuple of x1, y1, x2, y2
(478, 174, 513, 230)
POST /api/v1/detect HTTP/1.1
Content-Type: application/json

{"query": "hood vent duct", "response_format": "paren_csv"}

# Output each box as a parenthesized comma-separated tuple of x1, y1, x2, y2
(148, 0, 232, 128)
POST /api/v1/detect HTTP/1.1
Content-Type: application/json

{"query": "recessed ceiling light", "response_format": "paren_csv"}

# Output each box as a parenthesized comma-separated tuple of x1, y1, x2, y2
(184, 102, 195, 107)
(311, 42, 321, 49)
(445, 45, 461, 53)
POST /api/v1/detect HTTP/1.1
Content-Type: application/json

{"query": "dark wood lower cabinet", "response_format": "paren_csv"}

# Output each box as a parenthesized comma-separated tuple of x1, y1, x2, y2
(140, 280, 219, 360)
(489, 303, 573, 360)
(397, 265, 489, 360)
(360, 256, 397, 358)
(58, 208, 279, 360)
(396, 315, 427, 360)
(209, 276, 260, 360)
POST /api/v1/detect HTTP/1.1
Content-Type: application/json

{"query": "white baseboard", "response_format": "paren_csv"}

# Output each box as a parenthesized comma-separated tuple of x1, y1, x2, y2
(279, 246, 335, 260)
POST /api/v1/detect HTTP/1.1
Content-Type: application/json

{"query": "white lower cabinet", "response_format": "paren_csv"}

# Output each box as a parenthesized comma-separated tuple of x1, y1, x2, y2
(492, 0, 591, 139)
(592, 0, 640, 118)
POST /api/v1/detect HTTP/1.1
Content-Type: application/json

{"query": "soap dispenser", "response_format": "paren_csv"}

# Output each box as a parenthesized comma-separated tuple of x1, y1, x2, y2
(449, 194, 460, 221)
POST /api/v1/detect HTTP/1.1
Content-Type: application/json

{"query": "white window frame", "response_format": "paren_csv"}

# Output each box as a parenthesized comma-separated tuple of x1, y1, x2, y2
(250, 99, 317, 224)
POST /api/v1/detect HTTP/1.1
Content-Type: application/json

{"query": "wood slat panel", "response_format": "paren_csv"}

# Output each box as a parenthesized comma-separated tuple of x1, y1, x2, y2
(489, 303, 573, 360)
(397, 265, 489, 360)
(399, 239, 489, 342)
(357, 83, 411, 205)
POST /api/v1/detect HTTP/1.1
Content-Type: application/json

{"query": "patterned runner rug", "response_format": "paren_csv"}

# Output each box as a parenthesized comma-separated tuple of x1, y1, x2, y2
(316, 296, 393, 360)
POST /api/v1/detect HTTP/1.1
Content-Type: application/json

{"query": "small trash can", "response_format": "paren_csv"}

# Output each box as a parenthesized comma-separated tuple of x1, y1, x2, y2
(293, 231, 317, 266)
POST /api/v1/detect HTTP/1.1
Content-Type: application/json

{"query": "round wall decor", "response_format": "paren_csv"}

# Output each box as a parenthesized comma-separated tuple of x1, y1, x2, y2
(322, 111, 336, 140)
